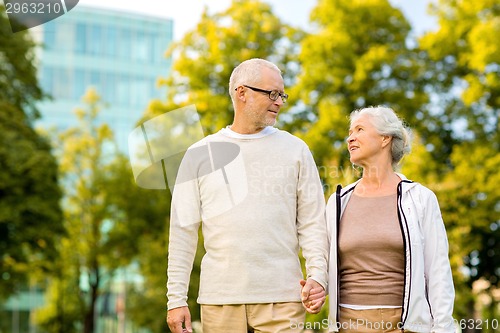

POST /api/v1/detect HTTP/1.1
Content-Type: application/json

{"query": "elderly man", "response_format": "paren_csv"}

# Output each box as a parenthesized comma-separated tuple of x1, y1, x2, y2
(166, 58, 327, 333)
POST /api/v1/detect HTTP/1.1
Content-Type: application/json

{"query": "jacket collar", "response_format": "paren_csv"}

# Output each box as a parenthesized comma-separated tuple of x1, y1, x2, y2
(340, 173, 417, 196)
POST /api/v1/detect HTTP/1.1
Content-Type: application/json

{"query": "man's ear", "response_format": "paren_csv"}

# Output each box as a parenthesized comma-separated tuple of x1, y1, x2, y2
(235, 86, 246, 102)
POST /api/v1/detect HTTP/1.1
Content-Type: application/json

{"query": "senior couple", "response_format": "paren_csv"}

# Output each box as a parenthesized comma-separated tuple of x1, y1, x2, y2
(166, 59, 456, 333)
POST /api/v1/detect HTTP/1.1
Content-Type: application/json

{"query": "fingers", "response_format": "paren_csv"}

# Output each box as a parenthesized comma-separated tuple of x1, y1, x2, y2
(300, 279, 312, 302)
(307, 288, 325, 300)
(300, 278, 326, 314)
(167, 307, 192, 333)
(184, 319, 193, 333)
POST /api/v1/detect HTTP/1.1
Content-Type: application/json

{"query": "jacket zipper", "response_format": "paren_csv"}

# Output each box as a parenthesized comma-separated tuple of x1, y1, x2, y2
(397, 181, 413, 328)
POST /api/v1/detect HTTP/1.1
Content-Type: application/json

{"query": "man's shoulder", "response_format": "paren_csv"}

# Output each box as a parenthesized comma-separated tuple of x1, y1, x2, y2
(273, 129, 308, 146)
(187, 132, 224, 149)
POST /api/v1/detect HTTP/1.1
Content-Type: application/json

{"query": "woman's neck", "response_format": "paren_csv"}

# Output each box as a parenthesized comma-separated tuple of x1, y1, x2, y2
(355, 166, 400, 197)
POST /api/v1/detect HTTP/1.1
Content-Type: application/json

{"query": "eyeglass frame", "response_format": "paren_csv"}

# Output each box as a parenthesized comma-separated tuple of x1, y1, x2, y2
(236, 85, 288, 103)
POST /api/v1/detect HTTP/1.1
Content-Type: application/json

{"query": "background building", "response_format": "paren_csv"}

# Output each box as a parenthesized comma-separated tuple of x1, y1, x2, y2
(33, 5, 173, 149)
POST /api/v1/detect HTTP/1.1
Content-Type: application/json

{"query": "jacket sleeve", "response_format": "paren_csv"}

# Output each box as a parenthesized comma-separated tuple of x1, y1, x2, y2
(420, 188, 456, 333)
(325, 194, 339, 332)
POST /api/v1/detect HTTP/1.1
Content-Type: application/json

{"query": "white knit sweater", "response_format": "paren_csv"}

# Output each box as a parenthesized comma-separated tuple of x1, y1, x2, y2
(167, 126, 328, 309)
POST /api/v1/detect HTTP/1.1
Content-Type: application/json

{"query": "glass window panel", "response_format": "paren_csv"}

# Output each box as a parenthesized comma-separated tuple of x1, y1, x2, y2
(43, 21, 57, 50)
(116, 74, 130, 106)
(73, 69, 86, 99)
(118, 28, 131, 60)
(41, 67, 54, 94)
(75, 22, 87, 54)
(89, 24, 102, 55)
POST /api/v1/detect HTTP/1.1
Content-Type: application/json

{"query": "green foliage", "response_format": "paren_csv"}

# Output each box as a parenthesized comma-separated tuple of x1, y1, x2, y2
(0, 6, 44, 118)
(36, 88, 124, 333)
(101, 155, 174, 332)
(287, 0, 431, 194)
(436, 140, 500, 319)
(417, 0, 500, 324)
(153, 0, 303, 135)
(3, 0, 496, 330)
(0, 6, 63, 300)
(419, 0, 500, 141)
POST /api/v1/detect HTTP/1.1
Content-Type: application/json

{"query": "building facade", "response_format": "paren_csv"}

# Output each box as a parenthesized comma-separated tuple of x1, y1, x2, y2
(34, 5, 173, 148)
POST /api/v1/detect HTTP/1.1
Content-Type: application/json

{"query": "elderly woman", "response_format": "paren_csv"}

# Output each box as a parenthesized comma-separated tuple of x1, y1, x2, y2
(326, 106, 456, 333)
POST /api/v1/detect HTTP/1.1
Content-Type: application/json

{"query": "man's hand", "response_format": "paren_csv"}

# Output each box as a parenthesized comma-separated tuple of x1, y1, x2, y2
(166, 306, 192, 333)
(300, 279, 326, 314)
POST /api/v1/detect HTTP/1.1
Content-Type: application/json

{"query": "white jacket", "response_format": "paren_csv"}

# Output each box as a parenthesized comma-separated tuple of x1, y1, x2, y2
(326, 174, 456, 333)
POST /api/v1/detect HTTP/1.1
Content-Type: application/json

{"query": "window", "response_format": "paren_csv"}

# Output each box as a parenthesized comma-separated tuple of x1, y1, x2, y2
(75, 22, 87, 54)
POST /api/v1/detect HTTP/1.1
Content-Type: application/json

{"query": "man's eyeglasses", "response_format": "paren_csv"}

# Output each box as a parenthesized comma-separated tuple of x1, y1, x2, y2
(237, 85, 288, 104)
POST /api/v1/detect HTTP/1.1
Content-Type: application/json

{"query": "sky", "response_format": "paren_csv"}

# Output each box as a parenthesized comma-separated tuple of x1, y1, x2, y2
(78, 0, 437, 41)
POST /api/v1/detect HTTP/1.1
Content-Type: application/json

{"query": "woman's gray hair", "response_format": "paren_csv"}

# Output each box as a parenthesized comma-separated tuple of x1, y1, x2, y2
(350, 106, 412, 169)
(229, 58, 282, 102)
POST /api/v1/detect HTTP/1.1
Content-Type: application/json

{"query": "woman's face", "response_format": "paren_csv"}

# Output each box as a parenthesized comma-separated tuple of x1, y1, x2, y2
(346, 114, 387, 167)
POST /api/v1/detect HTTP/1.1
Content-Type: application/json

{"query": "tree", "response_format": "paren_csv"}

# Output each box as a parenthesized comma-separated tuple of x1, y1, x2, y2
(418, 0, 500, 325)
(419, 0, 499, 142)
(36, 88, 123, 333)
(288, 0, 431, 196)
(0, 6, 63, 299)
(101, 154, 174, 332)
(154, 0, 304, 135)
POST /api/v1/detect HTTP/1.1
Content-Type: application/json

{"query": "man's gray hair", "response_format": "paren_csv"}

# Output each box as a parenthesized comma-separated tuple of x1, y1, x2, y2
(229, 58, 282, 102)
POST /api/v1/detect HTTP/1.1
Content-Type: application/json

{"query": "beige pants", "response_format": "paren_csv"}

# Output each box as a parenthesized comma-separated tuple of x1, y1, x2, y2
(339, 307, 403, 333)
(201, 302, 305, 333)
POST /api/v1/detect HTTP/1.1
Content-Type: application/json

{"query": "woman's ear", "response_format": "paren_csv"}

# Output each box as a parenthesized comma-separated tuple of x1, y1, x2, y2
(382, 135, 392, 148)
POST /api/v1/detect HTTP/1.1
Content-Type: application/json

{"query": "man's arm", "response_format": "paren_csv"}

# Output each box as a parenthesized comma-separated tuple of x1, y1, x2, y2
(166, 151, 202, 316)
(296, 145, 329, 290)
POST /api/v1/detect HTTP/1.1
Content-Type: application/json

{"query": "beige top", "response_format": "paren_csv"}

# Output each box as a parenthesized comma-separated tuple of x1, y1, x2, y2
(339, 193, 404, 306)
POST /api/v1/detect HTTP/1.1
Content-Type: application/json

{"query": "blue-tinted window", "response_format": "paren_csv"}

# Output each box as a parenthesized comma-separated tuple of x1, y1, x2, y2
(103, 72, 116, 104)
(116, 74, 130, 105)
(54, 68, 71, 99)
(104, 26, 117, 57)
(133, 31, 149, 62)
(89, 70, 102, 92)
(75, 23, 87, 54)
(43, 21, 57, 50)
(73, 69, 86, 99)
(118, 28, 131, 60)
(41, 67, 54, 94)
(89, 24, 102, 55)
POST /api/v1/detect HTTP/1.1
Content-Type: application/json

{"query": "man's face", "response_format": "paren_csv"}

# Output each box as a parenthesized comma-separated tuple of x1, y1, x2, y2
(242, 67, 285, 129)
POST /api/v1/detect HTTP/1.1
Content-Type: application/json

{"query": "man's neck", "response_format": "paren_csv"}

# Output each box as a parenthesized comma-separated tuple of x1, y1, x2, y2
(229, 123, 265, 135)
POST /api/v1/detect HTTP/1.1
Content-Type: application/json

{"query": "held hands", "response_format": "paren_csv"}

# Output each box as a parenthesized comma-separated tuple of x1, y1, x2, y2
(166, 306, 192, 333)
(300, 279, 326, 314)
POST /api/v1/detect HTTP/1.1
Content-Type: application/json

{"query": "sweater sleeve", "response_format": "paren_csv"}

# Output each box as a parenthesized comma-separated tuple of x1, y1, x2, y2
(296, 146, 328, 289)
(420, 188, 456, 333)
(166, 153, 202, 310)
